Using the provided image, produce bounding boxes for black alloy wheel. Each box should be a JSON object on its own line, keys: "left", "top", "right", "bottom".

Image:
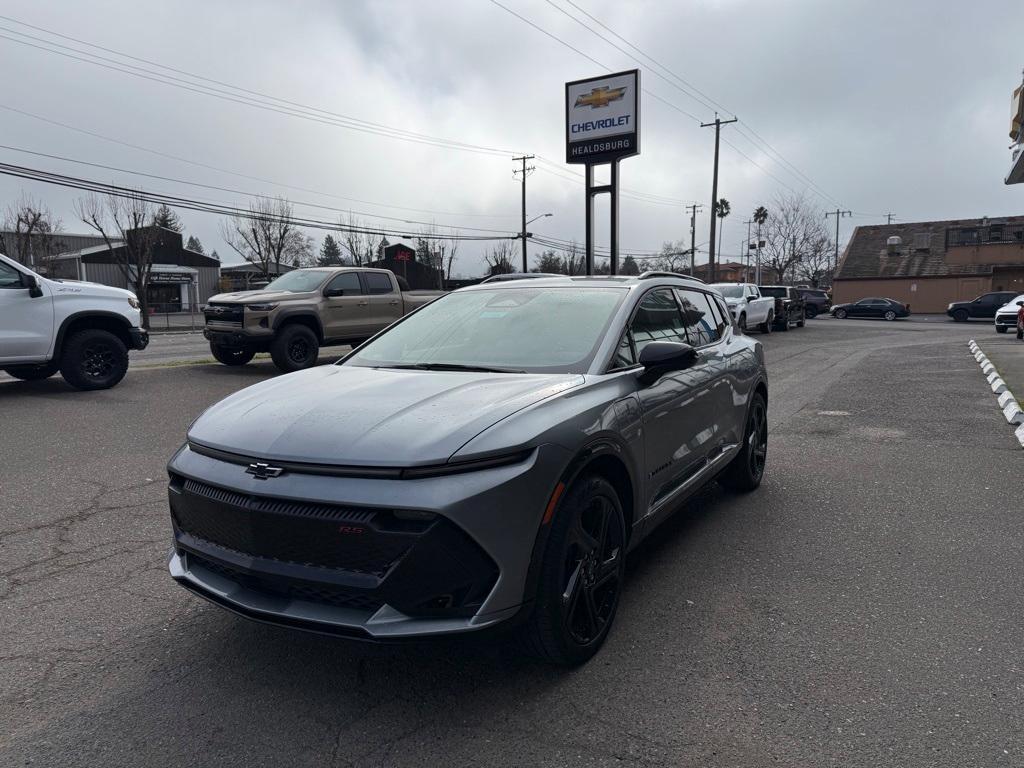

{"left": 720, "top": 391, "right": 768, "bottom": 492}
{"left": 59, "top": 329, "right": 129, "bottom": 390}
{"left": 834, "top": 308, "right": 848, "bottom": 319}
{"left": 522, "top": 474, "right": 626, "bottom": 666}
{"left": 210, "top": 343, "right": 255, "bottom": 366}
{"left": 884, "top": 310, "right": 897, "bottom": 321}
{"left": 269, "top": 324, "right": 320, "bottom": 373}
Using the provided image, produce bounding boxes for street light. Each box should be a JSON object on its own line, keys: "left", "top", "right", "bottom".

{"left": 522, "top": 213, "right": 553, "bottom": 272}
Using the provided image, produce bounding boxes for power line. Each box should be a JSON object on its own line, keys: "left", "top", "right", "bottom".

{"left": 0, "top": 161, "right": 515, "bottom": 242}
{"left": 0, "top": 144, "right": 518, "bottom": 236}
{"left": 0, "top": 104, "right": 520, "bottom": 221}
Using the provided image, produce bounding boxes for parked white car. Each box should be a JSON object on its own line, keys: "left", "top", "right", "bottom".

{"left": 0, "top": 252, "right": 149, "bottom": 389}
{"left": 994, "top": 294, "right": 1024, "bottom": 334}
{"left": 710, "top": 283, "right": 777, "bottom": 333}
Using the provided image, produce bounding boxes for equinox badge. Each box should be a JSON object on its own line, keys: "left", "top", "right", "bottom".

{"left": 246, "top": 462, "right": 284, "bottom": 479}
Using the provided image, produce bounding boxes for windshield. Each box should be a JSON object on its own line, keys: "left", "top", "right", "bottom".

{"left": 345, "top": 286, "right": 627, "bottom": 374}
{"left": 759, "top": 287, "right": 787, "bottom": 298}
{"left": 262, "top": 270, "right": 332, "bottom": 293}
{"left": 1001, "top": 294, "right": 1024, "bottom": 308}
{"left": 711, "top": 284, "right": 745, "bottom": 298}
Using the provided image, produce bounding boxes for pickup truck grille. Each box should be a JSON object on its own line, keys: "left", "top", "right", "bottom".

{"left": 204, "top": 303, "right": 244, "bottom": 325}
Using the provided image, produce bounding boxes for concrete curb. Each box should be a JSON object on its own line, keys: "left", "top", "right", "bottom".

{"left": 972, "top": 342, "right": 1024, "bottom": 441}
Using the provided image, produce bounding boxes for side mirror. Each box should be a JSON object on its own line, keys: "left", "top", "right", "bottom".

{"left": 24, "top": 274, "right": 43, "bottom": 298}
{"left": 637, "top": 341, "right": 698, "bottom": 385}
{"left": 1017, "top": 301, "right": 1024, "bottom": 307}
{"left": 746, "top": 295, "right": 755, "bottom": 303}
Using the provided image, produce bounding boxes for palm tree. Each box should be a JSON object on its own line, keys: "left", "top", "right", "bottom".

{"left": 753, "top": 205, "right": 769, "bottom": 282}
{"left": 715, "top": 198, "right": 731, "bottom": 265}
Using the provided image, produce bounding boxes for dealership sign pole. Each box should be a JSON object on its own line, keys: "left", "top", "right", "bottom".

{"left": 565, "top": 69, "right": 640, "bottom": 275}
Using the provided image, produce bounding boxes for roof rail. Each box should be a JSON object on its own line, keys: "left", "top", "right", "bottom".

{"left": 637, "top": 271, "right": 706, "bottom": 284}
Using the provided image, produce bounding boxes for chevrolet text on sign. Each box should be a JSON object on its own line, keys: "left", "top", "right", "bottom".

{"left": 565, "top": 69, "right": 640, "bottom": 165}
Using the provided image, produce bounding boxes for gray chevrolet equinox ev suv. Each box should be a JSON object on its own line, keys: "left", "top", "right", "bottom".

{"left": 167, "top": 274, "right": 768, "bottom": 665}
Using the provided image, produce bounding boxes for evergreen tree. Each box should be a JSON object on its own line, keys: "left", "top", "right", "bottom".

{"left": 185, "top": 235, "right": 204, "bottom": 253}
{"left": 210, "top": 249, "right": 220, "bottom": 261}
{"left": 152, "top": 204, "right": 182, "bottom": 231}
{"left": 318, "top": 234, "right": 343, "bottom": 266}
{"left": 621, "top": 255, "right": 640, "bottom": 275}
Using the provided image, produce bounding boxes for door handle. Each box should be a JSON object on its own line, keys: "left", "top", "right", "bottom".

{"left": 357, "top": 301, "right": 369, "bottom": 306}
{"left": 388, "top": 300, "right": 400, "bottom": 306}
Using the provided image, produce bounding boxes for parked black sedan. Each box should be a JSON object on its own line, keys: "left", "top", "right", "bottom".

{"left": 831, "top": 297, "right": 910, "bottom": 321}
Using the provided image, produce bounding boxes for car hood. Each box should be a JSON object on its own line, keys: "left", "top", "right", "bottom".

{"left": 207, "top": 289, "right": 316, "bottom": 303}
{"left": 45, "top": 278, "right": 136, "bottom": 301}
{"left": 187, "top": 365, "right": 584, "bottom": 466}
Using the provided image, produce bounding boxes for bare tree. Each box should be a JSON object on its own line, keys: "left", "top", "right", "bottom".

{"left": 762, "top": 193, "right": 831, "bottom": 284}
{"left": 654, "top": 240, "right": 689, "bottom": 273}
{"left": 563, "top": 240, "right": 585, "bottom": 275}
{"left": 76, "top": 191, "right": 159, "bottom": 327}
{"left": 221, "top": 197, "right": 311, "bottom": 278}
{"left": 338, "top": 212, "right": 385, "bottom": 267}
{"left": 2, "top": 194, "right": 63, "bottom": 272}
{"left": 483, "top": 240, "right": 516, "bottom": 275}
{"left": 443, "top": 234, "right": 460, "bottom": 285}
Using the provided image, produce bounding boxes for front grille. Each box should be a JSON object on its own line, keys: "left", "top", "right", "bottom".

{"left": 190, "top": 554, "right": 384, "bottom": 613}
{"left": 172, "top": 479, "right": 414, "bottom": 577}
{"left": 204, "top": 303, "right": 244, "bottom": 325}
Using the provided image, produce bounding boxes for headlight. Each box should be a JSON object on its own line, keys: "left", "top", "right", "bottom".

{"left": 246, "top": 302, "right": 278, "bottom": 312}
{"left": 127, "top": 296, "right": 140, "bottom": 309}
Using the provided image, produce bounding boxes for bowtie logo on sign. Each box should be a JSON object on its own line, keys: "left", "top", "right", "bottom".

{"left": 574, "top": 86, "right": 627, "bottom": 109}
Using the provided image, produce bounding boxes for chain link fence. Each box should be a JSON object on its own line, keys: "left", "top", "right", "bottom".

{"left": 145, "top": 303, "right": 205, "bottom": 332}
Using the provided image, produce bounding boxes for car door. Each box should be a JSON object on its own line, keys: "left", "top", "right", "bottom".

{"left": 0, "top": 259, "right": 54, "bottom": 363}
{"left": 970, "top": 294, "right": 995, "bottom": 319}
{"left": 630, "top": 287, "right": 721, "bottom": 518}
{"left": 362, "top": 272, "right": 403, "bottom": 332}
{"left": 320, "top": 271, "right": 370, "bottom": 340}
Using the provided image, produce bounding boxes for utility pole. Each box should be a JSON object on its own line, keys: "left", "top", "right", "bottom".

{"left": 826, "top": 208, "right": 852, "bottom": 276}
{"left": 687, "top": 203, "right": 702, "bottom": 276}
{"left": 886, "top": 212, "right": 897, "bottom": 225}
{"left": 700, "top": 114, "right": 737, "bottom": 283}
{"left": 744, "top": 218, "right": 753, "bottom": 282}
{"left": 513, "top": 155, "right": 535, "bottom": 273}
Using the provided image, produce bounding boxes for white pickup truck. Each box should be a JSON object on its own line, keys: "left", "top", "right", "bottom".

{"left": 710, "top": 282, "right": 777, "bottom": 334}
{"left": 0, "top": 252, "right": 149, "bottom": 389}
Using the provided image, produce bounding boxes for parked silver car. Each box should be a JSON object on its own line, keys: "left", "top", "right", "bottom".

{"left": 167, "top": 274, "right": 768, "bottom": 665}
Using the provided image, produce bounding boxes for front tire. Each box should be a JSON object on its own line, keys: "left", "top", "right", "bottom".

{"left": 59, "top": 329, "right": 129, "bottom": 390}
{"left": 210, "top": 343, "right": 255, "bottom": 366}
{"left": 834, "top": 308, "right": 848, "bottom": 319}
{"left": 738, "top": 313, "right": 747, "bottom": 333}
{"left": 521, "top": 475, "right": 626, "bottom": 666}
{"left": 952, "top": 309, "right": 969, "bottom": 323}
{"left": 720, "top": 391, "right": 768, "bottom": 492}
{"left": 3, "top": 360, "right": 61, "bottom": 381}
{"left": 270, "top": 324, "right": 319, "bottom": 373}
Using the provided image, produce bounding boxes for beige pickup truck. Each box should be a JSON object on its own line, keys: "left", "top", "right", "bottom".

{"left": 203, "top": 267, "right": 443, "bottom": 372}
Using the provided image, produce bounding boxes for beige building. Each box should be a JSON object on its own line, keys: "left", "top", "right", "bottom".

{"left": 833, "top": 216, "right": 1024, "bottom": 312}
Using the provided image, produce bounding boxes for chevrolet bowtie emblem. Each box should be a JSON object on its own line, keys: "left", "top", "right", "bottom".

{"left": 246, "top": 462, "right": 284, "bottom": 479}
{"left": 575, "top": 86, "right": 627, "bottom": 109}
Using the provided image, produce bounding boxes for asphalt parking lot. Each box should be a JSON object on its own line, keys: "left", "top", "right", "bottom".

{"left": 2, "top": 317, "right": 1022, "bottom": 767}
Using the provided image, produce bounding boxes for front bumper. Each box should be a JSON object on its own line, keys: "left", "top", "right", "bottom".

{"left": 995, "top": 314, "right": 1017, "bottom": 329}
{"left": 129, "top": 328, "right": 149, "bottom": 350}
{"left": 166, "top": 442, "right": 569, "bottom": 639}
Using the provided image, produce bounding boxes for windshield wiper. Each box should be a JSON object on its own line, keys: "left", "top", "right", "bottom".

{"left": 378, "top": 363, "right": 527, "bottom": 374}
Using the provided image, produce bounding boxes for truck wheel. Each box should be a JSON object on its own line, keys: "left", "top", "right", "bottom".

{"left": 59, "top": 329, "right": 129, "bottom": 390}
{"left": 210, "top": 343, "right": 255, "bottom": 366}
{"left": 779, "top": 314, "right": 790, "bottom": 331}
{"left": 804, "top": 305, "right": 818, "bottom": 319}
{"left": 738, "top": 313, "right": 747, "bottom": 333}
{"left": 3, "top": 360, "right": 61, "bottom": 381}
{"left": 796, "top": 310, "right": 806, "bottom": 328}
{"left": 270, "top": 324, "right": 319, "bottom": 373}
{"left": 952, "top": 309, "right": 969, "bottom": 322}
{"left": 759, "top": 311, "right": 774, "bottom": 334}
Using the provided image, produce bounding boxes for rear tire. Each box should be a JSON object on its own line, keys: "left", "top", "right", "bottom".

{"left": 520, "top": 474, "right": 626, "bottom": 666}
{"left": 796, "top": 310, "right": 806, "bottom": 328}
{"left": 804, "top": 305, "right": 818, "bottom": 319}
{"left": 720, "top": 391, "right": 768, "bottom": 492}
{"left": 59, "top": 329, "right": 129, "bottom": 390}
{"left": 884, "top": 310, "right": 897, "bottom": 321}
{"left": 3, "top": 360, "right": 61, "bottom": 381}
{"left": 210, "top": 343, "right": 255, "bottom": 366}
{"left": 270, "top": 324, "right": 319, "bottom": 373}
{"left": 759, "top": 311, "right": 774, "bottom": 334}
{"left": 952, "top": 309, "right": 969, "bottom": 323}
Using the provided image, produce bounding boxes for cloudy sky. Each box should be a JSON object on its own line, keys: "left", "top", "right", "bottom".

{"left": 1, "top": 0, "right": 1021, "bottom": 276}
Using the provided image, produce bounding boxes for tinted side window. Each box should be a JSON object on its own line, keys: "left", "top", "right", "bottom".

{"left": 678, "top": 289, "right": 722, "bottom": 345}
{"left": 364, "top": 273, "right": 394, "bottom": 294}
{"left": 611, "top": 330, "right": 636, "bottom": 368}
{"left": 325, "top": 272, "right": 362, "bottom": 295}
{"left": 630, "top": 289, "right": 687, "bottom": 355}
{"left": 713, "top": 295, "right": 733, "bottom": 328}
{"left": 0, "top": 261, "right": 22, "bottom": 288}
